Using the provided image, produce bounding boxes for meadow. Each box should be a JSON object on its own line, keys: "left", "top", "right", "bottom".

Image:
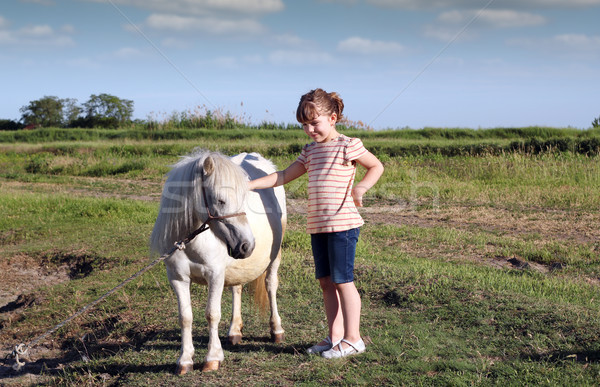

{"left": 0, "top": 125, "right": 599, "bottom": 386}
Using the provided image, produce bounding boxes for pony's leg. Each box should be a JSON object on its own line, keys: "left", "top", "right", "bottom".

{"left": 203, "top": 274, "right": 226, "bottom": 372}
{"left": 170, "top": 278, "right": 195, "bottom": 375}
{"left": 228, "top": 285, "right": 244, "bottom": 345}
{"left": 266, "top": 250, "right": 285, "bottom": 343}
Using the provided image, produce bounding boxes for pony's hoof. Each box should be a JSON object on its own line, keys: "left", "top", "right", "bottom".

{"left": 202, "top": 360, "right": 220, "bottom": 372}
{"left": 176, "top": 363, "right": 193, "bottom": 375}
{"left": 271, "top": 332, "right": 285, "bottom": 343}
{"left": 228, "top": 335, "right": 243, "bottom": 345}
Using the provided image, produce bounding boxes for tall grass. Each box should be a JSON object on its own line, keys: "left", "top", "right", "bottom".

{"left": 2, "top": 137, "right": 599, "bottom": 210}
{"left": 2, "top": 127, "right": 599, "bottom": 155}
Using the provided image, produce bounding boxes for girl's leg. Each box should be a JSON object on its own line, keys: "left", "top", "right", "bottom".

{"left": 319, "top": 276, "right": 344, "bottom": 343}
{"left": 311, "top": 233, "right": 344, "bottom": 345}
{"left": 335, "top": 281, "right": 362, "bottom": 349}
{"left": 328, "top": 228, "right": 362, "bottom": 350}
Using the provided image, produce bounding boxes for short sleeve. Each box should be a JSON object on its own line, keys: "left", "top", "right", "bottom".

{"left": 295, "top": 144, "right": 309, "bottom": 168}
{"left": 344, "top": 137, "right": 368, "bottom": 165}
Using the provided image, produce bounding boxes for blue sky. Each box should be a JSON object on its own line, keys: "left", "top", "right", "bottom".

{"left": 1, "top": 0, "right": 599, "bottom": 129}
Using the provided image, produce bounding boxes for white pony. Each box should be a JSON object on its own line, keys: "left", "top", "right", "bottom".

{"left": 150, "top": 149, "right": 286, "bottom": 374}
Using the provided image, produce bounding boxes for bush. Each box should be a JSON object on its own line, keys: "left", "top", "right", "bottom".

{"left": 0, "top": 119, "right": 24, "bottom": 131}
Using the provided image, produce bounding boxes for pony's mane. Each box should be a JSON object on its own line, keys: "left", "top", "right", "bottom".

{"left": 150, "top": 148, "right": 248, "bottom": 255}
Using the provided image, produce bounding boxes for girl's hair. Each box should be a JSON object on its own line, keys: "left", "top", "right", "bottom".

{"left": 296, "top": 88, "right": 344, "bottom": 123}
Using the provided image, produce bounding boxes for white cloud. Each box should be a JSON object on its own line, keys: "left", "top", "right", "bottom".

{"left": 199, "top": 54, "right": 264, "bottom": 69}
{"left": 317, "top": 0, "right": 359, "bottom": 4}
{"left": 113, "top": 47, "right": 143, "bottom": 59}
{"left": 438, "top": 9, "right": 546, "bottom": 28}
{"left": 337, "top": 36, "right": 404, "bottom": 55}
{"left": 146, "top": 13, "right": 266, "bottom": 35}
{"left": 0, "top": 15, "right": 9, "bottom": 29}
{"left": 0, "top": 31, "right": 12, "bottom": 44}
{"left": 81, "top": 0, "right": 284, "bottom": 15}
{"left": 64, "top": 56, "right": 102, "bottom": 69}
{"left": 20, "top": 0, "right": 56, "bottom": 5}
{"left": 508, "top": 33, "right": 600, "bottom": 52}
{"left": 268, "top": 50, "right": 334, "bottom": 66}
{"left": 161, "top": 37, "right": 190, "bottom": 49}
{"left": 20, "top": 24, "right": 54, "bottom": 37}
{"left": 367, "top": 0, "right": 600, "bottom": 9}
{"left": 242, "top": 54, "right": 263, "bottom": 65}
{"left": 212, "top": 56, "right": 238, "bottom": 69}
{"left": 0, "top": 20, "right": 75, "bottom": 46}
{"left": 553, "top": 33, "right": 600, "bottom": 49}
{"left": 60, "top": 24, "right": 76, "bottom": 34}
{"left": 424, "top": 9, "right": 546, "bottom": 41}
{"left": 367, "top": 0, "right": 450, "bottom": 10}
{"left": 423, "top": 24, "right": 475, "bottom": 41}
{"left": 271, "top": 33, "right": 310, "bottom": 47}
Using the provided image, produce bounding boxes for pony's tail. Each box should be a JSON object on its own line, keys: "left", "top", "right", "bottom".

{"left": 249, "top": 271, "right": 269, "bottom": 315}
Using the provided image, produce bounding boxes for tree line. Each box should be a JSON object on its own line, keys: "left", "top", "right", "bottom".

{"left": 2, "top": 94, "right": 599, "bottom": 131}
{"left": 0, "top": 94, "right": 134, "bottom": 130}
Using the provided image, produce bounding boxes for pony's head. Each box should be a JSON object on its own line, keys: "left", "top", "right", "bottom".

{"left": 200, "top": 152, "right": 255, "bottom": 258}
{"left": 151, "top": 149, "right": 255, "bottom": 259}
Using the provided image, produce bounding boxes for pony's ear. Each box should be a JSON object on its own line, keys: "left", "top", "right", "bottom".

{"left": 203, "top": 156, "right": 215, "bottom": 176}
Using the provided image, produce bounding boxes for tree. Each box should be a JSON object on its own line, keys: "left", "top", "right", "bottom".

{"left": 83, "top": 93, "right": 134, "bottom": 127}
{"left": 593, "top": 116, "right": 600, "bottom": 128}
{"left": 20, "top": 96, "right": 66, "bottom": 127}
{"left": 63, "top": 98, "right": 82, "bottom": 126}
{"left": 0, "top": 119, "right": 24, "bottom": 130}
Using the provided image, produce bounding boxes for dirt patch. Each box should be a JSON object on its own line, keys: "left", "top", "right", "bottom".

{"left": 0, "top": 250, "right": 112, "bottom": 311}
{"left": 287, "top": 198, "right": 597, "bottom": 274}
{"left": 0, "top": 254, "right": 69, "bottom": 311}
{"left": 0, "top": 250, "right": 119, "bottom": 382}
{"left": 288, "top": 198, "right": 600, "bottom": 245}
{"left": 361, "top": 204, "right": 600, "bottom": 245}
{"left": 0, "top": 179, "right": 162, "bottom": 202}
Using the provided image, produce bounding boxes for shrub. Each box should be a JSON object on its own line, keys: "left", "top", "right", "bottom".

{"left": 0, "top": 119, "right": 24, "bottom": 131}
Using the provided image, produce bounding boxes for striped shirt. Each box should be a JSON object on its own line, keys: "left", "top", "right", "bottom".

{"left": 296, "top": 134, "right": 368, "bottom": 234}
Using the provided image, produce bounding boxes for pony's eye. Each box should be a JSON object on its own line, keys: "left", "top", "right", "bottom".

{"left": 218, "top": 199, "right": 226, "bottom": 206}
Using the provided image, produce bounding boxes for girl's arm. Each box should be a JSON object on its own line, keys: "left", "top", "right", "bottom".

{"left": 352, "top": 151, "right": 384, "bottom": 207}
{"left": 248, "top": 161, "right": 306, "bottom": 190}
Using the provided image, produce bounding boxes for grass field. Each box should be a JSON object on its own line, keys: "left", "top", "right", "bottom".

{"left": 1, "top": 126, "right": 599, "bottom": 385}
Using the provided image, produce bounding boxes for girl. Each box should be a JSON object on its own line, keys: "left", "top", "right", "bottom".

{"left": 249, "top": 88, "right": 384, "bottom": 358}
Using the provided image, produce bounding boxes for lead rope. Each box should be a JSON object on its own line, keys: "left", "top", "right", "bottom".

{"left": 6, "top": 170, "right": 247, "bottom": 372}
{"left": 5, "top": 213, "right": 238, "bottom": 372}
{"left": 6, "top": 246, "right": 175, "bottom": 372}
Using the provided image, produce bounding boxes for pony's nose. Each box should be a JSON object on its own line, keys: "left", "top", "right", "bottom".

{"left": 229, "top": 240, "right": 255, "bottom": 259}
{"left": 238, "top": 241, "right": 254, "bottom": 258}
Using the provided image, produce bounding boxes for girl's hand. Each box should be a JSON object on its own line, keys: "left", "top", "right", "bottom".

{"left": 352, "top": 186, "right": 367, "bottom": 207}
{"left": 352, "top": 150, "right": 384, "bottom": 208}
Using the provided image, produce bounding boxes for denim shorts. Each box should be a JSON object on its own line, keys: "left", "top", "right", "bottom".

{"left": 310, "top": 227, "right": 360, "bottom": 284}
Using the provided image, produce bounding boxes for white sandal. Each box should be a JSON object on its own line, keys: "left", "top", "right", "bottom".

{"left": 321, "top": 338, "right": 366, "bottom": 359}
{"left": 306, "top": 336, "right": 341, "bottom": 355}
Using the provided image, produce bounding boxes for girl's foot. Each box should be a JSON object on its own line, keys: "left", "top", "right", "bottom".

{"left": 306, "top": 336, "right": 341, "bottom": 355}
{"left": 321, "top": 338, "right": 366, "bottom": 359}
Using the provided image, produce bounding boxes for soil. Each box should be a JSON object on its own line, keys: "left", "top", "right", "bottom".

{"left": 0, "top": 254, "right": 70, "bottom": 311}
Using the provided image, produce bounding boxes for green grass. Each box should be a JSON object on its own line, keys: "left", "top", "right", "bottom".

{"left": 2, "top": 138, "right": 599, "bottom": 209}
{"left": 1, "top": 127, "right": 599, "bottom": 385}
{"left": 3, "top": 210, "right": 600, "bottom": 385}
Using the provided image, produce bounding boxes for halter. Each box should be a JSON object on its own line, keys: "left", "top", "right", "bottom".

{"left": 178, "top": 171, "right": 247, "bottom": 246}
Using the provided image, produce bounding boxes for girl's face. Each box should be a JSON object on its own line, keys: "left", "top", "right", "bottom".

{"left": 302, "top": 113, "right": 339, "bottom": 143}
